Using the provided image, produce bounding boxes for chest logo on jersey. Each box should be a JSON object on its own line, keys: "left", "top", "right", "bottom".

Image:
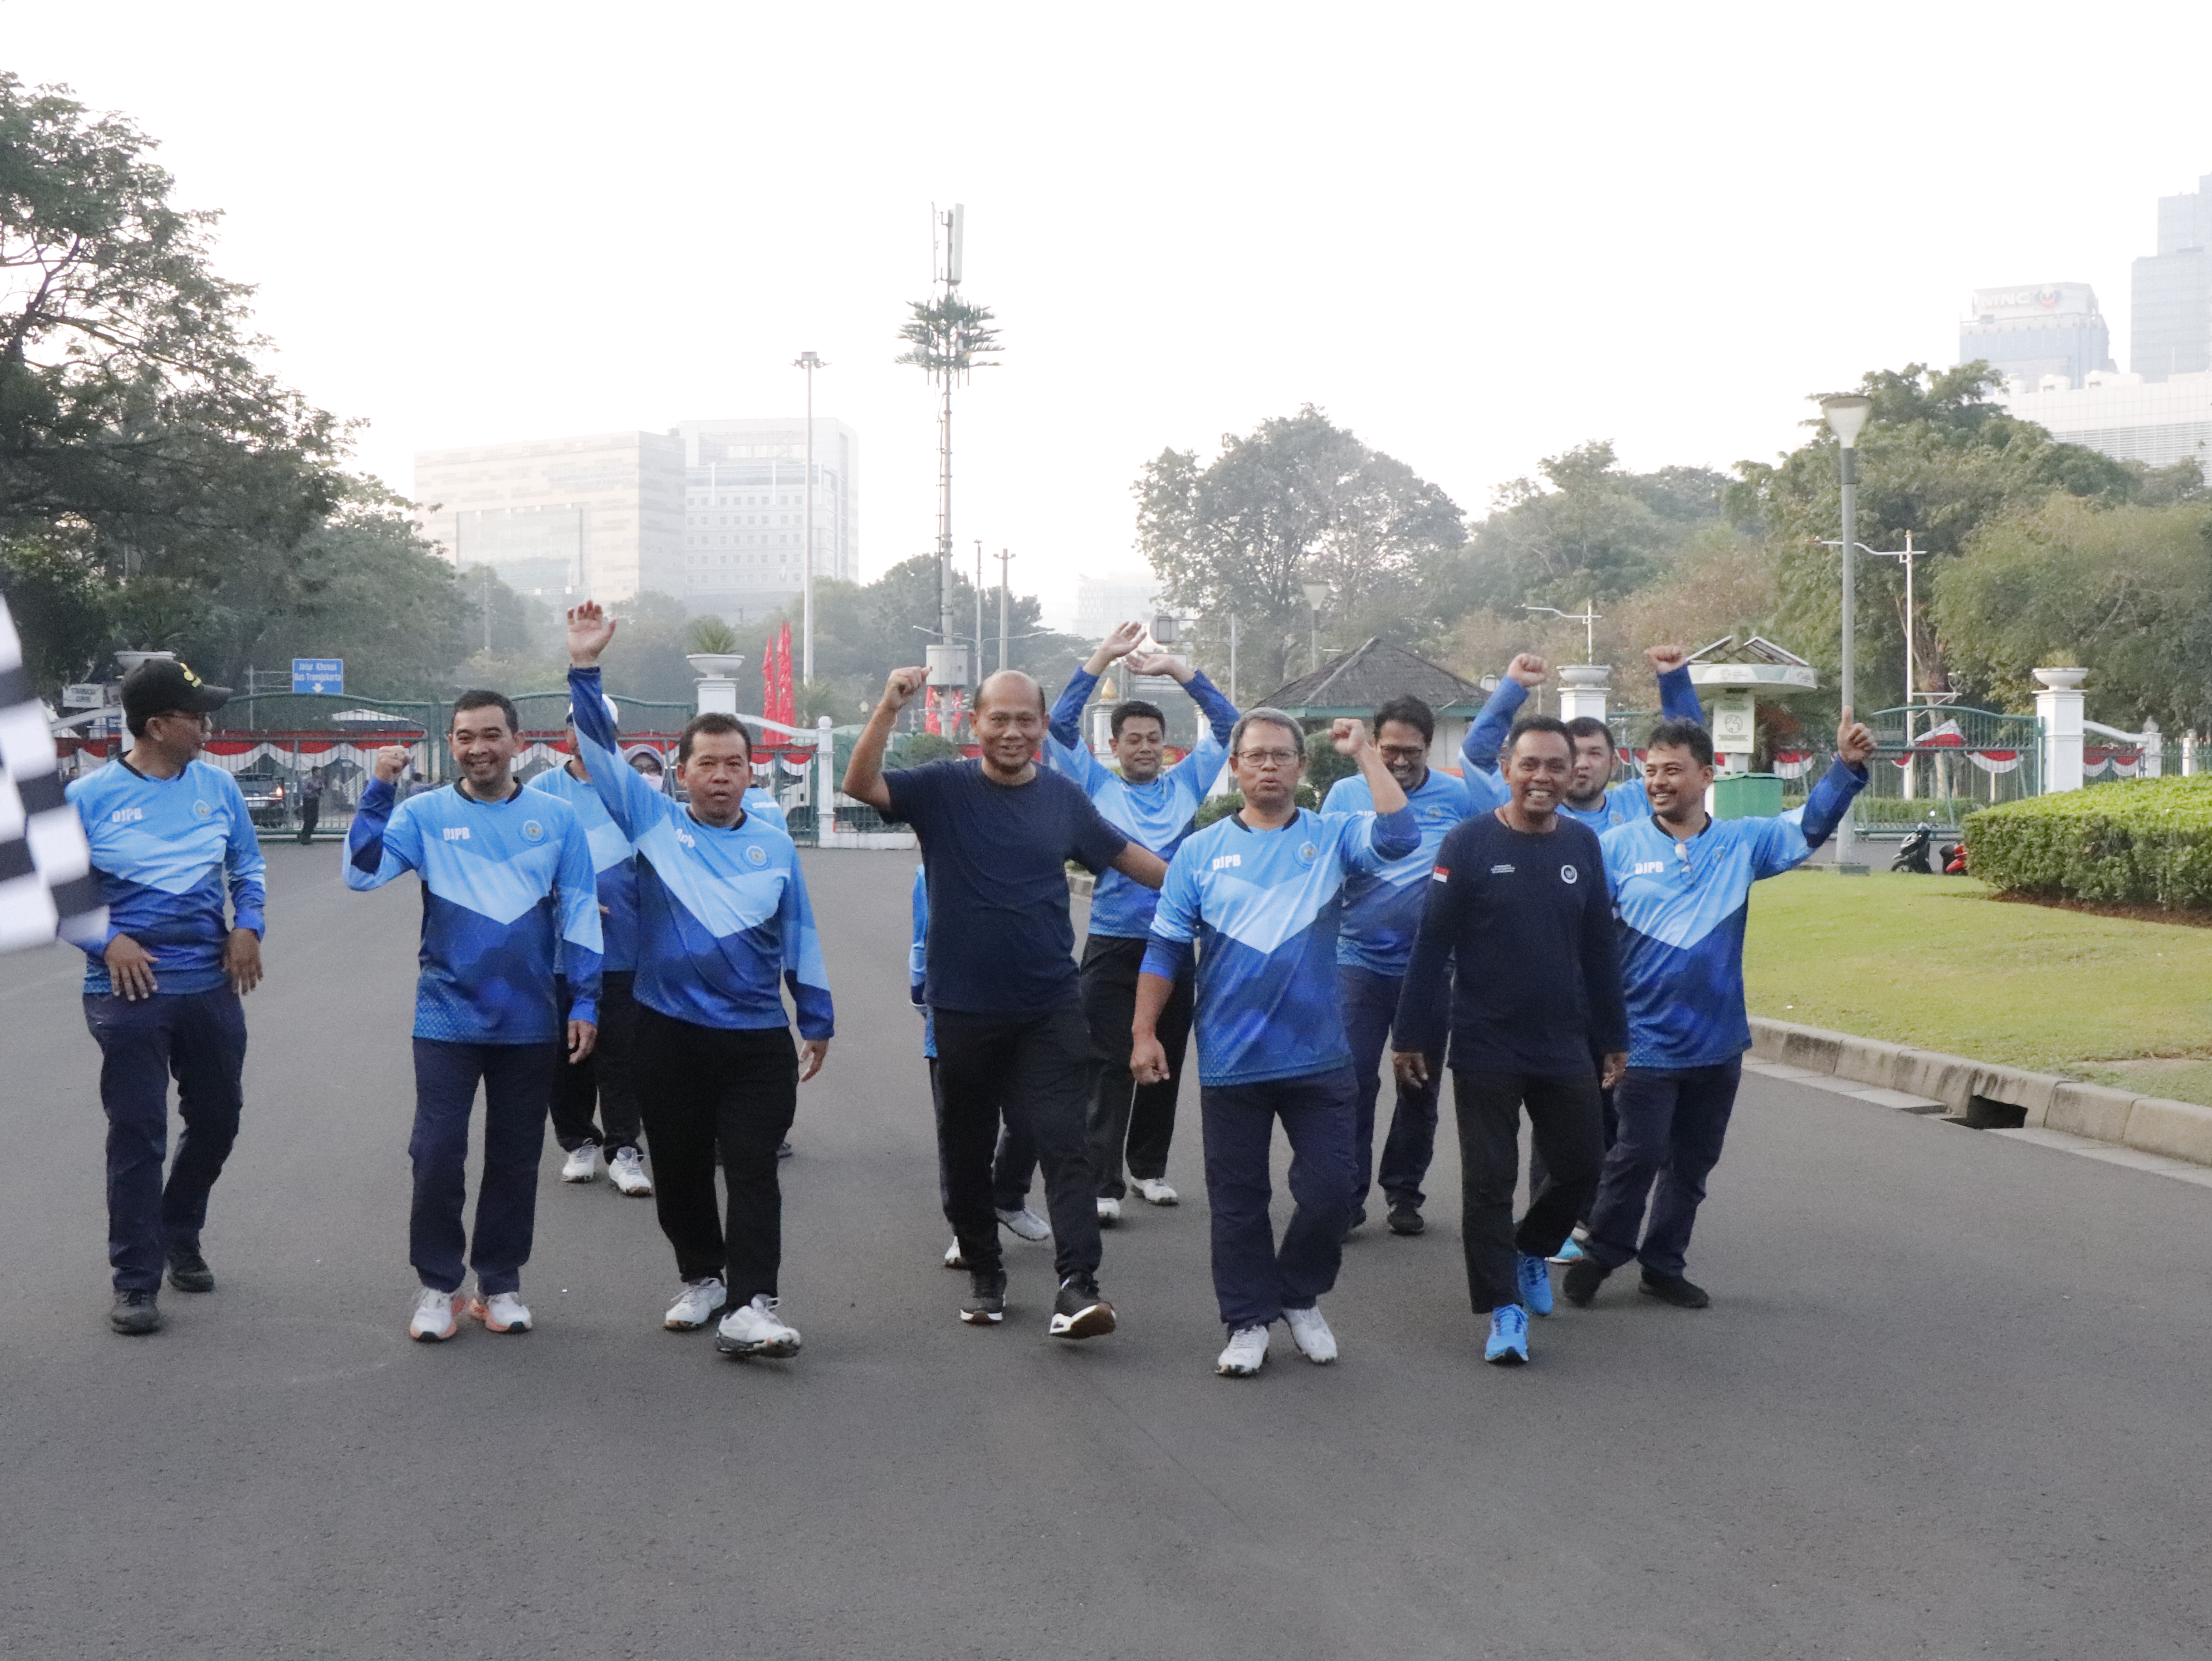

{"left": 745, "top": 843, "right": 768, "bottom": 866}
{"left": 1633, "top": 860, "right": 1668, "bottom": 875}
{"left": 193, "top": 800, "right": 212, "bottom": 819}
{"left": 1490, "top": 864, "right": 1515, "bottom": 875}
{"left": 1431, "top": 866, "right": 1449, "bottom": 882}
{"left": 1211, "top": 853, "right": 1242, "bottom": 872}
{"left": 1297, "top": 842, "right": 1319, "bottom": 865}
{"left": 676, "top": 830, "right": 696, "bottom": 848}
{"left": 443, "top": 826, "right": 471, "bottom": 841}
{"left": 521, "top": 820, "right": 545, "bottom": 842}
{"left": 109, "top": 808, "right": 144, "bottom": 825}
{"left": 1560, "top": 865, "right": 1578, "bottom": 884}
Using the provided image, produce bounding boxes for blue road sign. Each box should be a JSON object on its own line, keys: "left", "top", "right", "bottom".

{"left": 292, "top": 658, "right": 344, "bottom": 695}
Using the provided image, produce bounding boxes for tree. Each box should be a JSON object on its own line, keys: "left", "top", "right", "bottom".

{"left": 1137, "top": 406, "right": 1465, "bottom": 690}
{"left": 1462, "top": 441, "right": 1725, "bottom": 612}
{"left": 1934, "top": 495, "right": 2212, "bottom": 730}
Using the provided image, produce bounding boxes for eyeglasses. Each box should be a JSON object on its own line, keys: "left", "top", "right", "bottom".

{"left": 1236, "top": 749, "right": 1302, "bottom": 769}
{"left": 1378, "top": 744, "right": 1427, "bottom": 762}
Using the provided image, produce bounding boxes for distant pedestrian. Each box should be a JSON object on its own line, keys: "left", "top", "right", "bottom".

{"left": 846, "top": 664, "right": 1166, "bottom": 1339}
{"left": 68, "top": 658, "right": 266, "bottom": 1336}
{"left": 1392, "top": 715, "right": 1627, "bottom": 1366}
{"left": 296, "top": 767, "right": 325, "bottom": 845}
{"left": 1045, "top": 620, "right": 1238, "bottom": 1222}
{"left": 1136, "top": 710, "right": 1416, "bottom": 1378}
{"left": 1567, "top": 710, "right": 1872, "bottom": 1312}
{"left": 345, "top": 692, "right": 602, "bottom": 1343}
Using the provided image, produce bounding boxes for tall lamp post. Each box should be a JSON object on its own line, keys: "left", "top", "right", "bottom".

{"left": 1301, "top": 580, "right": 1330, "bottom": 675}
{"left": 793, "top": 350, "right": 827, "bottom": 684}
{"left": 1821, "top": 393, "right": 1873, "bottom": 874}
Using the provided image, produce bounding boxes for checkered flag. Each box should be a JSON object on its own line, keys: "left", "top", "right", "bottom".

{"left": 0, "top": 595, "right": 105, "bottom": 952}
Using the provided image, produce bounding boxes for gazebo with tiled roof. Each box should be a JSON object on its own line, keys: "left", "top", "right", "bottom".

{"left": 1258, "top": 637, "right": 1491, "bottom": 770}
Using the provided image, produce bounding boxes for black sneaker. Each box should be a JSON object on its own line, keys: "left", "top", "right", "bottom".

{"left": 1340, "top": 1206, "right": 1368, "bottom": 1242}
{"left": 1639, "top": 1270, "right": 1710, "bottom": 1309}
{"left": 167, "top": 1247, "right": 215, "bottom": 1294}
{"left": 1386, "top": 1201, "right": 1425, "bottom": 1237}
{"left": 109, "top": 1288, "right": 162, "bottom": 1335}
{"left": 1049, "top": 1276, "right": 1116, "bottom": 1340}
{"left": 1561, "top": 1257, "right": 1610, "bottom": 1308}
{"left": 960, "top": 1271, "right": 1007, "bottom": 1325}
{"left": 776, "top": 1140, "right": 793, "bottom": 1160}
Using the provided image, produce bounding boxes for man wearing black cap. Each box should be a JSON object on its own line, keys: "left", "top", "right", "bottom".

{"left": 66, "top": 657, "right": 267, "bottom": 1335}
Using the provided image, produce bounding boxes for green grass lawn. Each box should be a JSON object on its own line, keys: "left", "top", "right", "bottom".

{"left": 1743, "top": 871, "right": 2212, "bottom": 1107}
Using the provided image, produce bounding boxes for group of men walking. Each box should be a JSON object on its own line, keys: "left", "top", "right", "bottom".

{"left": 67, "top": 612, "right": 1872, "bottom": 1378}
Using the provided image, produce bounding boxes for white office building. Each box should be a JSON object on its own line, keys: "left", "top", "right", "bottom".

{"left": 1073, "top": 572, "right": 1162, "bottom": 641}
{"left": 676, "top": 418, "right": 859, "bottom": 622}
{"left": 2002, "top": 370, "right": 2212, "bottom": 471}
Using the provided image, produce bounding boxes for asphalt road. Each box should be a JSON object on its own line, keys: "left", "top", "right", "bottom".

{"left": 4, "top": 843, "right": 2210, "bottom": 1660}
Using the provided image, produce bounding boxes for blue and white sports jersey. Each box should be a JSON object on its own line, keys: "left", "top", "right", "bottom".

{"left": 1143, "top": 804, "right": 1418, "bottom": 1087}
{"left": 68, "top": 759, "right": 267, "bottom": 995}
{"left": 528, "top": 761, "right": 639, "bottom": 973}
{"left": 345, "top": 777, "right": 602, "bottom": 1044}
{"left": 1463, "top": 664, "right": 1704, "bottom": 831}
{"left": 569, "top": 667, "right": 832, "bottom": 1039}
{"left": 1600, "top": 759, "right": 1865, "bottom": 1069}
{"left": 1046, "top": 663, "right": 1237, "bottom": 939}
{"left": 1321, "top": 764, "right": 1504, "bottom": 978}
{"left": 910, "top": 862, "right": 934, "bottom": 1060}
{"left": 744, "top": 786, "right": 788, "bottom": 831}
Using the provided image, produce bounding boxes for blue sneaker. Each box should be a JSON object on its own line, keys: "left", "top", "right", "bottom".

{"left": 1517, "top": 1252, "right": 1555, "bottom": 1316}
{"left": 1484, "top": 1304, "right": 1529, "bottom": 1365}
{"left": 1548, "top": 1236, "right": 1586, "bottom": 1267}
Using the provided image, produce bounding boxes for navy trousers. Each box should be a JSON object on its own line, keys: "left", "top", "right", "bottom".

{"left": 927, "top": 1058, "right": 1041, "bottom": 1214}
{"left": 409, "top": 1039, "right": 559, "bottom": 1296}
{"left": 1199, "top": 1065, "right": 1360, "bottom": 1330}
{"left": 84, "top": 987, "right": 248, "bottom": 1292}
{"left": 1339, "top": 964, "right": 1442, "bottom": 1213}
{"left": 1080, "top": 934, "right": 1191, "bottom": 1197}
{"left": 1585, "top": 1058, "right": 1744, "bottom": 1279}
{"left": 552, "top": 970, "right": 643, "bottom": 1157}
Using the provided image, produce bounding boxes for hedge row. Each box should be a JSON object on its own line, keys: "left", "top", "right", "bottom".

{"left": 1966, "top": 777, "right": 2212, "bottom": 909}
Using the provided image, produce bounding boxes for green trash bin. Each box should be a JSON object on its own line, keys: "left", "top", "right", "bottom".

{"left": 1711, "top": 772, "right": 1784, "bottom": 820}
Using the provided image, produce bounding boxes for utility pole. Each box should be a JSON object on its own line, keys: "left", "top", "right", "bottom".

{"left": 973, "top": 539, "right": 984, "bottom": 699}
{"left": 1228, "top": 613, "right": 1239, "bottom": 706}
{"left": 994, "top": 547, "right": 1014, "bottom": 674}
{"left": 482, "top": 566, "right": 492, "bottom": 655}
{"left": 793, "top": 350, "right": 827, "bottom": 683}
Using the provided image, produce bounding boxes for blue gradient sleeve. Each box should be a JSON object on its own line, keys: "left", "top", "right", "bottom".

{"left": 1049, "top": 663, "right": 1099, "bottom": 750}
{"left": 779, "top": 855, "right": 835, "bottom": 1040}
{"left": 220, "top": 772, "right": 268, "bottom": 936}
{"left": 555, "top": 813, "right": 604, "bottom": 1024}
{"left": 1793, "top": 758, "right": 1868, "bottom": 854}
{"left": 345, "top": 778, "right": 420, "bottom": 889}
{"left": 1184, "top": 669, "right": 1238, "bottom": 746}
{"left": 1461, "top": 678, "right": 1527, "bottom": 779}
{"left": 568, "top": 666, "right": 679, "bottom": 841}
{"left": 1362, "top": 804, "right": 1420, "bottom": 867}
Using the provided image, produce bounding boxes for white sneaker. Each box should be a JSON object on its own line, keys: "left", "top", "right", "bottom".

{"left": 996, "top": 1207, "right": 1050, "bottom": 1242}
{"left": 1215, "top": 1324, "right": 1269, "bottom": 1377}
{"left": 608, "top": 1146, "right": 653, "bottom": 1197}
{"left": 409, "top": 1286, "right": 462, "bottom": 1342}
{"left": 1129, "top": 1176, "right": 1179, "bottom": 1206}
{"left": 943, "top": 1237, "right": 968, "bottom": 1270}
{"left": 468, "top": 1289, "right": 531, "bottom": 1333}
{"left": 1284, "top": 1304, "right": 1338, "bottom": 1365}
{"left": 715, "top": 1293, "right": 801, "bottom": 1358}
{"left": 1096, "top": 1196, "right": 1122, "bottom": 1227}
{"left": 560, "top": 1144, "right": 598, "bottom": 1183}
{"left": 664, "top": 1276, "right": 728, "bottom": 1330}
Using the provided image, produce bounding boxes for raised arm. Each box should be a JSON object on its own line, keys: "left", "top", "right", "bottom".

{"left": 1125, "top": 646, "right": 1238, "bottom": 748}
{"left": 1462, "top": 653, "right": 1544, "bottom": 779}
{"left": 1647, "top": 644, "right": 1703, "bottom": 723}
{"left": 565, "top": 604, "right": 678, "bottom": 840}
{"left": 843, "top": 666, "right": 927, "bottom": 812}
{"left": 344, "top": 750, "right": 423, "bottom": 891}
{"left": 1789, "top": 710, "right": 1874, "bottom": 857}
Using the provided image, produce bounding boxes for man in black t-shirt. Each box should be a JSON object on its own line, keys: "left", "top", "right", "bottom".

{"left": 846, "top": 665, "right": 1168, "bottom": 1340}
{"left": 1392, "top": 715, "right": 1628, "bottom": 1368}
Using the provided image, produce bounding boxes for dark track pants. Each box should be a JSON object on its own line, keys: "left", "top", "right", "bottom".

{"left": 409, "top": 1038, "right": 558, "bottom": 1296}
{"left": 933, "top": 1002, "right": 1102, "bottom": 1286}
{"left": 634, "top": 1008, "right": 798, "bottom": 1306}
{"left": 1585, "top": 1058, "right": 1743, "bottom": 1279}
{"left": 927, "top": 1058, "right": 1040, "bottom": 1214}
{"left": 1080, "top": 933, "right": 1190, "bottom": 1198}
{"left": 1451, "top": 1068, "right": 1604, "bottom": 1313}
{"left": 85, "top": 988, "right": 248, "bottom": 1293}
{"left": 1340, "top": 963, "right": 1442, "bottom": 1212}
{"left": 553, "top": 970, "right": 642, "bottom": 1157}
{"left": 1200, "top": 1065, "right": 1359, "bottom": 1329}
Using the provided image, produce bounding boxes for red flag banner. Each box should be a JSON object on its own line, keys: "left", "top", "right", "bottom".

{"left": 761, "top": 629, "right": 781, "bottom": 717}
{"left": 776, "top": 621, "right": 797, "bottom": 728}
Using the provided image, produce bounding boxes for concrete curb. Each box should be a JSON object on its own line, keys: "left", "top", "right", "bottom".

{"left": 1750, "top": 1017, "right": 2212, "bottom": 1167}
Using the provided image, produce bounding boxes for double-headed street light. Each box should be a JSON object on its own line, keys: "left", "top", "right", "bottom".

{"left": 1821, "top": 393, "right": 1873, "bottom": 874}
{"left": 793, "top": 350, "right": 827, "bottom": 685}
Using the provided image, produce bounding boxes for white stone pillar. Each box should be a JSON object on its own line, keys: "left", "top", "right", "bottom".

{"left": 1556, "top": 664, "right": 1610, "bottom": 725}
{"left": 816, "top": 715, "right": 835, "bottom": 829}
{"left": 2142, "top": 718, "right": 2162, "bottom": 779}
{"left": 2032, "top": 667, "right": 2087, "bottom": 793}
{"left": 2184, "top": 730, "right": 2199, "bottom": 777}
{"left": 687, "top": 652, "right": 743, "bottom": 716}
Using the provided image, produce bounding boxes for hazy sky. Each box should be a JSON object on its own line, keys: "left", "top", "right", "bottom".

{"left": 10, "top": 2, "right": 2212, "bottom": 625}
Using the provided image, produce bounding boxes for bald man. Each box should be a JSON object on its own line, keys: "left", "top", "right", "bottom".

{"left": 847, "top": 666, "right": 1167, "bottom": 1341}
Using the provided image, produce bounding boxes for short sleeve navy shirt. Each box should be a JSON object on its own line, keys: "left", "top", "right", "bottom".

{"left": 882, "top": 759, "right": 1129, "bottom": 1014}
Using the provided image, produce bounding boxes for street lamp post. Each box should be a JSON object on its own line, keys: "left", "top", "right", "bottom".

{"left": 1301, "top": 581, "right": 1330, "bottom": 675}
{"left": 793, "top": 350, "right": 827, "bottom": 684}
{"left": 1821, "top": 393, "right": 1873, "bottom": 874}
{"left": 993, "top": 547, "right": 1014, "bottom": 674}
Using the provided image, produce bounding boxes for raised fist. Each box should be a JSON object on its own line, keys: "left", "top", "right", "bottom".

{"left": 881, "top": 666, "right": 929, "bottom": 710}
{"left": 1836, "top": 708, "right": 1875, "bottom": 766}
{"left": 373, "top": 745, "right": 411, "bottom": 784}
{"left": 1330, "top": 718, "right": 1370, "bottom": 757}
{"left": 1646, "top": 643, "right": 1689, "bottom": 675}
{"left": 1506, "top": 652, "right": 1548, "bottom": 688}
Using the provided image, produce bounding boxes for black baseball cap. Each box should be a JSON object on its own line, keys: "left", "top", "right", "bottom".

{"left": 122, "top": 657, "right": 231, "bottom": 731}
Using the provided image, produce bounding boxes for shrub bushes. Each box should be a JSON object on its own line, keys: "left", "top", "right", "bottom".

{"left": 1965, "top": 777, "right": 2212, "bottom": 908}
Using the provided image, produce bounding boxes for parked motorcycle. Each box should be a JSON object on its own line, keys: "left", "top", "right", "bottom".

{"left": 1942, "top": 841, "right": 1968, "bottom": 876}
{"left": 1891, "top": 818, "right": 1938, "bottom": 875}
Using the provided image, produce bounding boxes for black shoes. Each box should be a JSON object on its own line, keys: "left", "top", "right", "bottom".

{"left": 1340, "top": 1207, "right": 1368, "bottom": 1243}
{"left": 959, "top": 1271, "right": 1007, "bottom": 1326}
{"left": 109, "top": 1288, "right": 162, "bottom": 1335}
{"left": 1639, "top": 1271, "right": 1710, "bottom": 1309}
{"left": 1386, "top": 1201, "right": 1425, "bottom": 1237}
{"left": 1561, "top": 1257, "right": 1609, "bottom": 1308}
{"left": 1048, "top": 1276, "right": 1116, "bottom": 1340}
{"left": 167, "top": 1247, "right": 215, "bottom": 1294}
{"left": 776, "top": 1140, "right": 793, "bottom": 1160}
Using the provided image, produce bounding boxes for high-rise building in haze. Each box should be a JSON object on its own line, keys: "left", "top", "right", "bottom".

{"left": 1957, "top": 284, "right": 2113, "bottom": 391}
{"left": 414, "top": 417, "right": 858, "bottom": 620}
{"left": 2131, "top": 172, "right": 2212, "bottom": 382}
{"left": 1074, "top": 572, "right": 1161, "bottom": 640}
